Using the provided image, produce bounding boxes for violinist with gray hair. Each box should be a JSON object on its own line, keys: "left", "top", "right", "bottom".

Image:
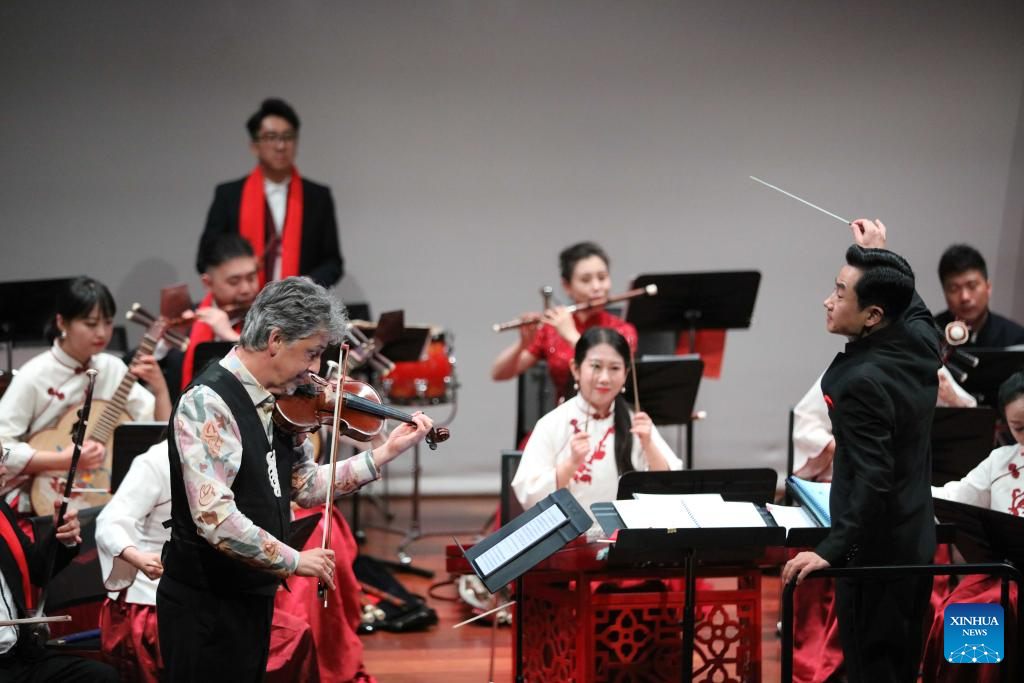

{"left": 157, "top": 276, "right": 433, "bottom": 682}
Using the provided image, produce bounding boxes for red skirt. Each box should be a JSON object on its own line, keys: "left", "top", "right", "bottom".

{"left": 274, "top": 505, "right": 376, "bottom": 683}
{"left": 920, "top": 573, "right": 1019, "bottom": 683}
{"left": 100, "top": 593, "right": 320, "bottom": 682}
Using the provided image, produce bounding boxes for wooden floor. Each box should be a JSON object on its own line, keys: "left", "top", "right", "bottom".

{"left": 354, "top": 496, "right": 783, "bottom": 683}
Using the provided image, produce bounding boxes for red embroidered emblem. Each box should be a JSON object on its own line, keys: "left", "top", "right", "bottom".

{"left": 47, "top": 387, "right": 65, "bottom": 401}
{"left": 823, "top": 394, "right": 834, "bottom": 410}
{"left": 1010, "top": 488, "right": 1024, "bottom": 517}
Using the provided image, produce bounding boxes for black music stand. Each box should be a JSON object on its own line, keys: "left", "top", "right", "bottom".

{"left": 626, "top": 271, "right": 761, "bottom": 353}
{"left": 623, "top": 355, "right": 704, "bottom": 469}
{"left": 933, "top": 498, "right": 1024, "bottom": 566}
{"left": 0, "top": 276, "right": 76, "bottom": 370}
{"left": 590, "top": 469, "right": 784, "bottom": 683}
{"left": 190, "top": 341, "right": 235, "bottom": 380}
{"left": 930, "top": 407, "right": 997, "bottom": 486}
{"left": 617, "top": 467, "right": 778, "bottom": 504}
{"left": 960, "top": 349, "right": 1024, "bottom": 406}
{"left": 454, "top": 488, "right": 591, "bottom": 683}
{"left": 111, "top": 422, "right": 168, "bottom": 493}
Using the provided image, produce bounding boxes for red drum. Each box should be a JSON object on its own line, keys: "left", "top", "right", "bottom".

{"left": 381, "top": 333, "right": 456, "bottom": 405}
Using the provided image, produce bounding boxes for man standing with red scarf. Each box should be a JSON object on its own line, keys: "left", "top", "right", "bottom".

{"left": 198, "top": 98, "right": 344, "bottom": 289}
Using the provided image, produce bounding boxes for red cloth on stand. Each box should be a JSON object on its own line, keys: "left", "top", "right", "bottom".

{"left": 675, "top": 329, "right": 727, "bottom": 379}
{"left": 921, "top": 573, "right": 1018, "bottom": 683}
{"left": 239, "top": 166, "right": 304, "bottom": 288}
{"left": 274, "top": 505, "right": 376, "bottom": 683}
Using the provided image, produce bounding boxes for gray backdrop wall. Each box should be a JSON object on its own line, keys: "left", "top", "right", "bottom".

{"left": 2, "top": 1, "right": 1023, "bottom": 494}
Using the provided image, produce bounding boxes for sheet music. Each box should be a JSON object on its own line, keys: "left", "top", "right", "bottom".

{"left": 618, "top": 493, "right": 767, "bottom": 529}
{"left": 475, "top": 505, "right": 568, "bottom": 576}
{"left": 614, "top": 498, "right": 699, "bottom": 529}
{"left": 766, "top": 503, "right": 818, "bottom": 531}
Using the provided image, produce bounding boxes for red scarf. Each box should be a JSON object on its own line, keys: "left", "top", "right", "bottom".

{"left": 239, "top": 166, "right": 304, "bottom": 287}
{"left": 180, "top": 292, "right": 218, "bottom": 390}
{"left": 0, "top": 510, "right": 33, "bottom": 610}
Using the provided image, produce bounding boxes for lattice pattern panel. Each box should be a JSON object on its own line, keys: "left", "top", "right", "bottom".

{"left": 522, "top": 592, "right": 577, "bottom": 680}
{"left": 593, "top": 599, "right": 758, "bottom": 683}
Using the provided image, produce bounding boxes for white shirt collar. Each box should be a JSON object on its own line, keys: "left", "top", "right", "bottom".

{"left": 50, "top": 340, "right": 93, "bottom": 371}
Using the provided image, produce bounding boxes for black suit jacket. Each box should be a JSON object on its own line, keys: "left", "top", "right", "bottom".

{"left": 0, "top": 502, "right": 77, "bottom": 615}
{"left": 816, "top": 293, "right": 941, "bottom": 567}
{"left": 198, "top": 175, "right": 344, "bottom": 288}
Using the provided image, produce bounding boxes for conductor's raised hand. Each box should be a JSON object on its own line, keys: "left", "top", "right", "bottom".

{"left": 850, "top": 219, "right": 887, "bottom": 249}
{"left": 374, "top": 412, "right": 435, "bottom": 468}
{"left": 296, "top": 548, "right": 336, "bottom": 590}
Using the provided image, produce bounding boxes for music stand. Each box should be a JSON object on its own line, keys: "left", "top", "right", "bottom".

{"left": 626, "top": 271, "right": 761, "bottom": 353}
{"left": 930, "top": 407, "right": 997, "bottom": 486}
{"left": 933, "top": 498, "right": 1024, "bottom": 567}
{"left": 190, "top": 341, "right": 235, "bottom": 381}
{"left": 454, "top": 489, "right": 591, "bottom": 683}
{"left": 617, "top": 467, "right": 778, "bottom": 505}
{"left": 960, "top": 349, "right": 1024, "bottom": 406}
{"left": 111, "top": 422, "right": 168, "bottom": 493}
{"left": 623, "top": 356, "right": 704, "bottom": 468}
{"left": 590, "top": 470, "right": 784, "bottom": 683}
{"left": 0, "top": 276, "right": 75, "bottom": 370}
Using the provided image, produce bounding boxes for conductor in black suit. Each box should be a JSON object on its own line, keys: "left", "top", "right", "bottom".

{"left": 783, "top": 219, "right": 941, "bottom": 682}
{"left": 198, "top": 98, "right": 344, "bottom": 289}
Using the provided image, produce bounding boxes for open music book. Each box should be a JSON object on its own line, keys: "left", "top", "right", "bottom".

{"left": 613, "top": 493, "right": 768, "bottom": 529}
{"left": 785, "top": 476, "right": 831, "bottom": 527}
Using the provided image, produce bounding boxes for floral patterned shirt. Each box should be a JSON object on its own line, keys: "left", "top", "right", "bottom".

{"left": 173, "top": 348, "right": 378, "bottom": 577}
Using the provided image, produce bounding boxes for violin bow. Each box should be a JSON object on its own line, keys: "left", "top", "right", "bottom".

{"left": 318, "top": 344, "right": 349, "bottom": 606}
{"left": 35, "top": 368, "right": 98, "bottom": 617}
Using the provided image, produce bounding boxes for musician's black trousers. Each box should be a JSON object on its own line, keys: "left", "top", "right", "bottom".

{"left": 157, "top": 576, "right": 274, "bottom": 682}
{"left": 834, "top": 574, "right": 933, "bottom": 683}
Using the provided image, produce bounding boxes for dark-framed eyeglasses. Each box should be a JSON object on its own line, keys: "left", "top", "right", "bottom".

{"left": 256, "top": 132, "right": 298, "bottom": 145}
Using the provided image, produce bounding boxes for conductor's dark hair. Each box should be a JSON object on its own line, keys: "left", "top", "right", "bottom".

{"left": 571, "top": 326, "right": 635, "bottom": 478}
{"left": 47, "top": 276, "right": 116, "bottom": 343}
{"left": 938, "top": 244, "right": 988, "bottom": 284}
{"left": 198, "top": 233, "right": 255, "bottom": 274}
{"left": 559, "top": 242, "right": 609, "bottom": 282}
{"left": 845, "top": 245, "right": 915, "bottom": 323}
{"left": 246, "top": 98, "right": 300, "bottom": 140}
{"left": 998, "top": 372, "right": 1024, "bottom": 417}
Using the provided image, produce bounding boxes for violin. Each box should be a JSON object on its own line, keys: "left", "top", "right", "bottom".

{"left": 273, "top": 374, "right": 450, "bottom": 450}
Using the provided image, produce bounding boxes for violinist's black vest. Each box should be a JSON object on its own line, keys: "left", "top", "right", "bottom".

{"left": 163, "top": 362, "right": 293, "bottom": 596}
